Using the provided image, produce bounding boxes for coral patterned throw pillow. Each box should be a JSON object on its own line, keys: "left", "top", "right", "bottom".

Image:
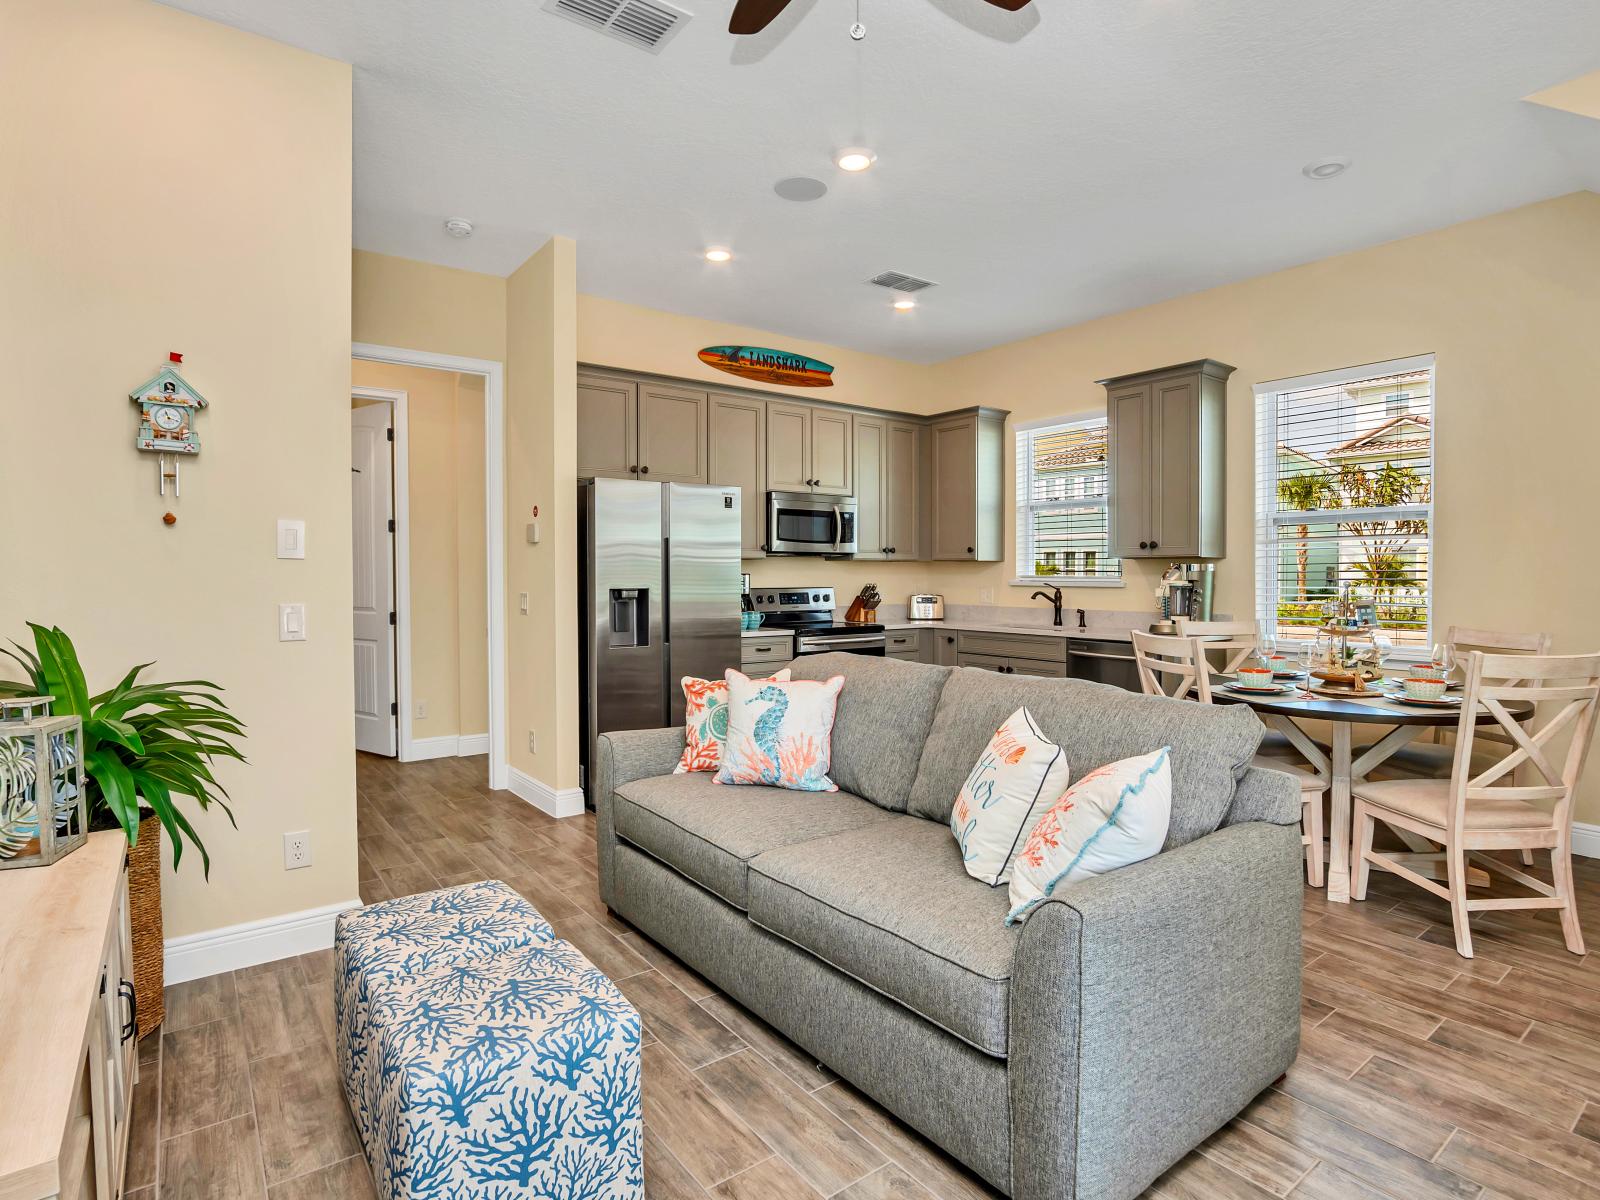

{"left": 950, "top": 707, "right": 1072, "bottom": 887}
{"left": 714, "top": 669, "right": 844, "bottom": 792}
{"left": 1006, "top": 747, "right": 1172, "bottom": 924}
{"left": 675, "top": 670, "right": 791, "bottom": 774}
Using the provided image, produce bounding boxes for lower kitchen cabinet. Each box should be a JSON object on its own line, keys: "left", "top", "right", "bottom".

{"left": 886, "top": 628, "right": 927, "bottom": 660}
{"left": 740, "top": 633, "right": 793, "bottom": 675}
{"left": 957, "top": 651, "right": 1069, "bottom": 678}
{"left": 932, "top": 630, "right": 960, "bottom": 666}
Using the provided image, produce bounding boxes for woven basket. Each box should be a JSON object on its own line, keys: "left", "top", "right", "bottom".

{"left": 128, "top": 815, "right": 165, "bottom": 1038}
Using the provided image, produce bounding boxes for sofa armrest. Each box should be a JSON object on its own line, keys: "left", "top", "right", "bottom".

{"left": 1222, "top": 764, "right": 1302, "bottom": 828}
{"left": 1008, "top": 821, "right": 1302, "bottom": 1200}
{"left": 593, "top": 727, "right": 686, "bottom": 906}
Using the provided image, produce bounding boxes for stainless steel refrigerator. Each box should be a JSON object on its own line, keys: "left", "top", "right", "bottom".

{"left": 579, "top": 478, "right": 742, "bottom": 801}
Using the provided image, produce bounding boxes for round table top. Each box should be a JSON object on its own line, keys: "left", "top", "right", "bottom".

{"left": 1209, "top": 678, "right": 1534, "bottom": 726}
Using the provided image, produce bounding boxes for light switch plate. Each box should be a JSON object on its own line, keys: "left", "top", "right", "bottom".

{"left": 276, "top": 519, "right": 306, "bottom": 559}
{"left": 278, "top": 603, "right": 307, "bottom": 641}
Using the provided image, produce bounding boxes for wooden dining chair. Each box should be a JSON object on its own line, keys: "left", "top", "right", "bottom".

{"left": 1132, "top": 631, "right": 1325, "bottom": 886}
{"left": 1351, "top": 650, "right": 1600, "bottom": 958}
{"left": 1174, "top": 618, "right": 1314, "bottom": 763}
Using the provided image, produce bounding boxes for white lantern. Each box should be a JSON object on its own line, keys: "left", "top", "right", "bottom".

{"left": 0, "top": 696, "right": 89, "bottom": 869}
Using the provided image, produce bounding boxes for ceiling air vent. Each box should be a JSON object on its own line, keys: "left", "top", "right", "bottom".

{"left": 867, "top": 270, "right": 938, "bottom": 294}
{"left": 546, "top": 0, "right": 691, "bottom": 52}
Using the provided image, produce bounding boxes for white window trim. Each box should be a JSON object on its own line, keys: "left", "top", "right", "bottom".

{"left": 1013, "top": 413, "right": 1125, "bottom": 589}
{"left": 1253, "top": 354, "right": 1435, "bottom": 661}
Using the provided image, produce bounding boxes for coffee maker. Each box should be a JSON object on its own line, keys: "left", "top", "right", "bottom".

{"left": 1159, "top": 562, "right": 1215, "bottom": 624}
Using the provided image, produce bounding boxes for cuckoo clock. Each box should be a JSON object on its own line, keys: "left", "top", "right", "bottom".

{"left": 130, "top": 357, "right": 207, "bottom": 496}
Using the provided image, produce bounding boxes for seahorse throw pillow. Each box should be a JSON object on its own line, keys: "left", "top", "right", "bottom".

{"left": 1006, "top": 746, "right": 1172, "bottom": 924}
{"left": 950, "top": 707, "right": 1072, "bottom": 886}
{"left": 675, "top": 669, "right": 792, "bottom": 774}
{"left": 715, "top": 668, "right": 845, "bottom": 792}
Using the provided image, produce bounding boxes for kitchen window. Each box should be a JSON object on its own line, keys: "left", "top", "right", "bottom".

{"left": 1254, "top": 355, "right": 1434, "bottom": 651}
{"left": 1014, "top": 416, "right": 1122, "bottom": 586}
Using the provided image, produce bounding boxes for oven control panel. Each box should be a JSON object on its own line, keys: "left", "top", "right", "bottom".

{"left": 751, "top": 588, "right": 833, "bottom": 613}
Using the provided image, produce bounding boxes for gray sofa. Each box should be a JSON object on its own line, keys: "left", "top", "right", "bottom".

{"left": 594, "top": 654, "right": 1302, "bottom": 1200}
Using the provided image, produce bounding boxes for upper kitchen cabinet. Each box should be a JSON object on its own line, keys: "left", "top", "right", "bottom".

{"left": 1101, "top": 359, "right": 1233, "bottom": 559}
{"left": 636, "top": 382, "right": 708, "bottom": 483}
{"left": 930, "top": 408, "right": 1006, "bottom": 561}
{"left": 853, "top": 415, "right": 887, "bottom": 560}
{"left": 707, "top": 391, "right": 766, "bottom": 556}
{"left": 765, "top": 402, "right": 853, "bottom": 497}
{"left": 576, "top": 372, "right": 637, "bottom": 480}
{"left": 883, "top": 420, "right": 922, "bottom": 560}
{"left": 577, "top": 371, "right": 707, "bottom": 485}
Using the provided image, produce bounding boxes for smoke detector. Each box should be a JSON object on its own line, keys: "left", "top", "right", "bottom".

{"left": 545, "top": 0, "right": 692, "bottom": 53}
{"left": 443, "top": 217, "right": 474, "bottom": 239}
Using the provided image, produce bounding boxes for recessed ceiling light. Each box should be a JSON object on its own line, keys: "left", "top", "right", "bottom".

{"left": 774, "top": 176, "right": 828, "bottom": 202}
{"left": 892, "top": 298, "right": 916, "bottom": 311}
{"left": 443, "top": 217, "right": 474, "bottom": 238}
{"left": 1302, "top": 157, "right": 1351, "bottom": 181}
{"left": 704, "top": 247, "right": 733, "bottom": 263}
{"left": 834, "top": 147, "right": 877, "bottom": 173}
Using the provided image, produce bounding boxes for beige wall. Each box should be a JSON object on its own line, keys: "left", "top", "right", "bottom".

{"left": 508, "top": 240, "right": 581, "bottom": 793}
{"left": 0, "top": 0, "right": 356, "bottom": 936}
{"left": 353, "top": 251, "right": 507, "bottom": 364}
{"left": 350, "top": 361, "right": 489, "bottom": 741}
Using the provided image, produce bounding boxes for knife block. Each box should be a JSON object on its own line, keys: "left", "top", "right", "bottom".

{"left": 844, "top": 599, "right": 878, "bottom": 623}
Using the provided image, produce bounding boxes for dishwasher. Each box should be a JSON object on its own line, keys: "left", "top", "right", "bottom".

{"left": 1066, "top": 638, "right": 1141, "bottom": 692}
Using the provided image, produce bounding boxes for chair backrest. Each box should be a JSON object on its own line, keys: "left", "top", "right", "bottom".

{"left": 1131, "top": 631, "right": 1213, "bottom": 702}
{"left": 1174, "top": 618, "right": 1260, "bottom": 673}
{"left": 1444, "top": 626, "right": 1553, "bottom": 743}
{"left": 1448, "top": 650, "right": 1600, "bottom": 835}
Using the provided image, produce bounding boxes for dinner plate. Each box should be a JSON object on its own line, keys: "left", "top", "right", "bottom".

{"left": 1382, "top": 689, "right": 1463, "bottom": 708}
{"left": 1223, "top": 681, "right": 1292, "bottom": 696}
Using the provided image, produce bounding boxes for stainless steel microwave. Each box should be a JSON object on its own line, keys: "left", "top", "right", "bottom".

{"left": 766, "top": 491, "right": 858, "bottom": 556}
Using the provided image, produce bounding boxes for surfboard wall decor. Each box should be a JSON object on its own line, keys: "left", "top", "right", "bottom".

{"left": 697, "top": 345, "right": 835, "bottom": 388}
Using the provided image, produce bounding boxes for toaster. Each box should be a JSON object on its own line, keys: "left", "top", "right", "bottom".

{"left": 908, "top": 593, "right": 945, "bottom": 621}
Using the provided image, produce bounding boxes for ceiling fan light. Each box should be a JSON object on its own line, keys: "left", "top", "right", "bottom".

{"left": 835, "top": 147, "right": 876, "bottom": 173}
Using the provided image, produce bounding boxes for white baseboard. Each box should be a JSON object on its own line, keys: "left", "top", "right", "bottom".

{"left": 408, "top": 733, "right": 490, "bottom": 761}
{"left": 1574, "top": 822, "right": 1600, "bottom": 860}
{"left": 164, "top": 897, "right": 363, "bottom": 985}
{"left": 508, "top": 766, "right": 586, "bottom": 819}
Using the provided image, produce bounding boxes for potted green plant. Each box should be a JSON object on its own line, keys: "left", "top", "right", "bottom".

{"left": 0, "top": 623, "right": 246, "bottom": 1036}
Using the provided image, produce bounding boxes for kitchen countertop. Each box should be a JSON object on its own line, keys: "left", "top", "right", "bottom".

{"left": 741, "top": 626, "right": 792, "bottom": 639}
{"left": 880, "top": 619, "right": 1138, "bottom": 644}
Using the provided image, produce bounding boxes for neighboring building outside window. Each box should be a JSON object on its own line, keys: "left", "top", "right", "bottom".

{"left": 1254, "top": 355, "right": 1434, "bottom": 651}
{"left": 1015, "top": 417, "right": 1122, "bottom": 585}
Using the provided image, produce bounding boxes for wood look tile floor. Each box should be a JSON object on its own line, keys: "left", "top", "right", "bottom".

{"left": 128, "top": 753, "right": 1600, "bottom": 1199}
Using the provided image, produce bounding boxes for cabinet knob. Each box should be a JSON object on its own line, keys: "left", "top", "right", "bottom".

{"left": 640, "top": 465, "right": 650, "bottom": 475}
{"left": 888, "top": 546, "right": 896, "bottom": 554}
{"left": 967, "top": 547, "right": 974, "bottom": 555}
{"left": 1139, "top": 541, "right": 1149, "bottom": 550}
{"left": 629, "top": 465, "right": 638, "bottom": 474}
{"left": 946, "top": 636, "right": 955, "bottom": 644}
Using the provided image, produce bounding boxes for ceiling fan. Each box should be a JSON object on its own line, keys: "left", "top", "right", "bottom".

{"left": 729, "top": 0, "right": 1033, "bottom": 36}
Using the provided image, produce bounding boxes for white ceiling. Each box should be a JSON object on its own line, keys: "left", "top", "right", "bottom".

{"left": 161, "top": 0, "right": 1600, "bottom": 362}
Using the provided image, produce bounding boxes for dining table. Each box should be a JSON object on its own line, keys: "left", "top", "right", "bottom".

{"left": 1211, "top": 677, "right": 1532, "bottom": 902}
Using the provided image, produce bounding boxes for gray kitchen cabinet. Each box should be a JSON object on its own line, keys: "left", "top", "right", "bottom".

{"left": 957, "top": 630, "right": 1067, "bottom": 663}
{"left": 766, "top": 402, "right": 811, "bottom": 492}
{"left": 637, "top": 383, "right": 708, "bottom": 484}
{"left": 885, "top": 628, "right": 926, "bottom": 660}
{"left": 853, "top": 415, "right": 887, "bottom": 560}
{"left": 765, "top": 402, "right": 853, "bottom": 497}
{"left": 931, "top": 409, "right": 1006, "bottom": 561}
{"left": 576, "top": 373, "right": 637, "bottom": 480}
{"left": 957, "top": 651, "right": 1069, "bottom": 678}
{"left": 884, "top": 420, "right": 921, "bottom": 560}
{"left": 708, "top": 392, "right": 765, "bottom": 556}
{"left": 741, "top": 633, "right": 793, "bottom": 675}
{"left": 1101, "top": 359, "right": 1233, "bottom": 559}
{"left": 932, "top": 629, "right": 960, "bottom": 666}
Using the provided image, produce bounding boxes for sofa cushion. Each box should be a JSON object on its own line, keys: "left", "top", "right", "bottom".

{"left": 611, "top": 772, "right": 894, "bottom": 910}
{"left": 746, "top": 817, "right": 1019, "bottom": 1057}
{"left": 787, "top": 653, "right": 954, "bottom": 812}
{"left": 907, "top": 670, "right": 1261, "bottom": 849}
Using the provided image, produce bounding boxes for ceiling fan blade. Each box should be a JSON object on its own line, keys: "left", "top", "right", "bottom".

{"left": 981, "top": 0, "right": 1035, "bottom": 10}
{"left": 729, "top": 0, "right": 793, "bottom": 35}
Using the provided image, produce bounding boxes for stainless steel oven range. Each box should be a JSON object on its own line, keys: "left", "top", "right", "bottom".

{"left": 750, "top": 586, "right": 885, "bottom": 656}
{"left": 766, "top": 491, "right": 858, "bottom": 556}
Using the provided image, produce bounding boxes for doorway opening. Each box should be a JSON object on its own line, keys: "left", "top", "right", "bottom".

{"left": 350, "top": 343, "right": 508, "bottom": 791}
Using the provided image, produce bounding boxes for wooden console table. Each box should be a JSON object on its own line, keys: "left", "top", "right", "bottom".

{"left": 0, "top": 832, "right": 137, "bottom": 1200}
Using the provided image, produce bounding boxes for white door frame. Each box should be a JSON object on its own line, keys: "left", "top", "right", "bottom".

{"left": 350, "top": 385, "right": 409, "bottom": 760}
{"left": 352, "top": 343, "right": 509, "bottom": 792}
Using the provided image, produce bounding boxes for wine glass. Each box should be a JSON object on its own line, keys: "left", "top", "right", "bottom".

{"left": 1430, "top": 643, "right": 1455, "bottom": 683}
{"left": 1298, "top": 638, "right": 1318, "bottom": 697}
{"left": 1257, "top": 621, "right": 1278, "bottom": 672}
{"left": 1371, "top": 631, "right": 1394, "bottom": 689}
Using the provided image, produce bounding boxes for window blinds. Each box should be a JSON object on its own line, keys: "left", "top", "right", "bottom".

{"left": 1015, "top": 419, "right": 1121, "bottom": 582}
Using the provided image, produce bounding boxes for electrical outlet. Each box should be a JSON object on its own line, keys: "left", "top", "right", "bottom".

{"left": 416, "top": 700, "right": 428, "bottom": 720}
{"left": 978, "top": 587, "right": 995, "bottom": 605}
{"left": 283, "top": 830, "right": 312, "bottom": 870}
{"left": 519, "top": 592, "right": 529, "bottom": 615}
{"left": 528, "top": 730, "right": 538, "bottom": 754}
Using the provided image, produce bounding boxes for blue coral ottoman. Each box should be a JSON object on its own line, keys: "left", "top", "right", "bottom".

{"left": 335, "top": 881, "right": 643, "bottom": 1200}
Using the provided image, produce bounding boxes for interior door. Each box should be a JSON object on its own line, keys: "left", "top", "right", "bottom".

{"left": 351, "top": 403, "right": 397, "bottom": 756}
